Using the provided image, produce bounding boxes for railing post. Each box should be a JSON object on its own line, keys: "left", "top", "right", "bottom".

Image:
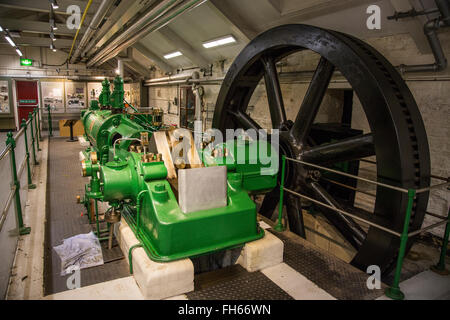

{"left": 274, "top": 155, "right": 286, "bottom": 232}
{"left": 46, "top": 105, "right": 53, "bottom": 137}
{"left": 431, "top": 205, "right": 450, "bottom": 275}
{"left": 34, "top": 109, "right": 41, "bottom": 151}
{"left": 385, "top": 188, "right": 416, "bottom": 300}
{"left": 21, "top": 119, "right": 36, "bottom": 190}
{"left": 6, "top": 132, "right": 31, "bottom": 235}
{"left": 29, "top": 112, "right": 39, "bottom": 165}
{"left": 37, "top": 107, "right": 42, "bottom": 141}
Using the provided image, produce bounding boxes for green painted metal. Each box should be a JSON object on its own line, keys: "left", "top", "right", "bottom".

{"left": 83, "top": 141, "right": 273, "bottom": 262}
{"left": 274, "top": 155, "right": 286, "bottom": 232}
{"left": 36, "top": 108, "right": 42, "bottom": 141}
{"left": 201, "top": 138, "right": 278, "bottom": 193}
{"left": 80, "top": 76, "right": 276, "bottom": 262}
{"left": 34, "top": 109, "right": 41, "bottom": 151}
{"left": 128, "top": 243, "right": 143, "bottom": 274}
{"left": 82, "top": 109, "right": 148, "bottom": 164}
{"left": 6, "top": 132, "right": 31, "bottom": 235}
{"left": 21, "top": 119, "right": 36, "bottom": 190}
{"left": 46, "top": 105, "right": 53, "bottom": 137}
{"left": 28, "top": 112, "right": 38, "bottom": 165}
{"left": 99, "top": 78, "right": 111, "bottom": 108}
{"left": 110, "top": 76, "right": 124, "bottom": 112}
{"left": 385, "top": 189, "right": 416, "bottom": 300}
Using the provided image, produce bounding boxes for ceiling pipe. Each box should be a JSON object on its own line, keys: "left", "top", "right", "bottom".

{"left": 87, "top": 0, "right": 183, "bottom": 67}
{"left": 400, "top": 0, "right": 449, "bottom": 73}
{"left": 70, "top": 0, "right": 114, "bottom": 64}
{"left": 88, "top": 0, "right": 205, "bottom": 68}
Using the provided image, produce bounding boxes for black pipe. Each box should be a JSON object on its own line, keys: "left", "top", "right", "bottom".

{"left": 400, "top": 0, "right": 449, "bottom": 73}
{"left": 436, "top": 0, "right": 450, "bottom": 25}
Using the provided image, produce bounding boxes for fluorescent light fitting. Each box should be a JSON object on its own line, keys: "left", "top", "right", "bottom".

{"left": 50, "top": 19, "right": 58, "bottom": 31}
{"left": 5, "top": 35, "right": 15, "bottom": 47}
{"left": 202, "top": 35, "right": 236, "bottom": 48}
{"left": 50, "top": 0, "right": 59, "bottom": 9}
{"left": 16, "top": 49, "right": 23, "bottom": 57}
{"left": 50, "top": 31, "right": 56, "bottom": 41}
{"left": 50, "top": 43, "right": 57, "bottom": 52}
{"left": 0, "top": 26, "right": 3, "bottom": 32}
{"left": 163, "top": 51, "right": 182, "bottom": 59}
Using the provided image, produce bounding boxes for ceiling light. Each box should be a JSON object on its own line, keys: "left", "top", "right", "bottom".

{"left": 50, "top": 43, "right": 57, "bottom": 52}
{"left": 0, "top": 26, "right": 3, "bottom": 32}
{"left": 115, "top": 69, "right": 120, "bottom": 75}
{"left": 164, "top": 51, "right": 182, "bottom": 60}
{"left": 202, "top": 35, "right": 236, "bottom": 49}
{"left": 16, "top": 48, "right": 23, "bottom": 57}
{"left": 50, "top": 31, "right": 56, "bottom": 41}
{"left": 5, "top": 35, "right": 15, "bottom": 47}
{"left": 50, "top": 19, "right": 58, "bottom": 31}
{"left": 50, "top": 0, "right": 59, "bottom": 9}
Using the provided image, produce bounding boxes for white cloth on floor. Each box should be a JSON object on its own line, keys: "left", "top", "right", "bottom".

{"left": 53, "top": 231, "right": 104, "bottom": 276}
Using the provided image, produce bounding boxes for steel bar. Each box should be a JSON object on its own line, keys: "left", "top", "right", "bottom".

{"left": 285, "top": 157, "right": 409, "bottom": 193}
{"left": 283, "top": 187, "right": 401, "bottom": 237}
{"left": 416, "top": 181, "right": 450, "bottom": 193}
{"left": 408, "top": 220, "right": 449, "bottom": 237}
{"left": 321, "top": 177, "right": 376, "bottom": 198}
{"left": 20, "top": 120, "right": 35, "bottom": 189}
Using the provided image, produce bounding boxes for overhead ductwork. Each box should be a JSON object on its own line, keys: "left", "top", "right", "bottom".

{"left": 87, "top": 0, "right": 205, "bottom": 68}
{"left": 70, "top": 0, "right": 115, "bottom": 64}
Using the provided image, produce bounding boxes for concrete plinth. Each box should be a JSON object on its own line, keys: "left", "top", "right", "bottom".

{"left": 117, "top": 220, "right": 194, "bottom": 300}
{"left": 237, "top": 231, "right": 284, "bottom": 272}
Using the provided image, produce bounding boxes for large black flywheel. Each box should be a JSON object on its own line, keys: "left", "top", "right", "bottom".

{"left": 212, "top": 24, "right": 431, "bottom": 275}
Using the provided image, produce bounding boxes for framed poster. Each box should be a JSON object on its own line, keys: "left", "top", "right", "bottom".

{"left": 65, "top": 81, "right": 86, "bottom": 110}
{"left": 0, "top": 80, "right": 10, "bottom": 114}
{"left": 87, "top": 82, "right": 103, "bottom": 104}
{"left": 41, "top": 81, "right": 64, "bottom": 113}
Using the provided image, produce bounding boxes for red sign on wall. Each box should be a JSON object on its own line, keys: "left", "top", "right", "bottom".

{"left": 16, "top": 80, "right": 39, "bottom": 122}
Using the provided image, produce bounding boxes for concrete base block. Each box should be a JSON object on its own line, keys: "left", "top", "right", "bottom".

{"left": 237, "top": 231, "right": 284, "bottom": 272}
{"left": 118, "top": 219, "right": 194, "bottom": 300}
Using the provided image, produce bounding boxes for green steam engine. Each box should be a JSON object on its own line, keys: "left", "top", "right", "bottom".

{"left": 79, "top": 76, "right": 278, "bottom": 262}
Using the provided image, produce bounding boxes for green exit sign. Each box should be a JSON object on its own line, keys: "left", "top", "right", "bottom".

{"left": 20, "top": 58, "right": 33, "bottom": 66}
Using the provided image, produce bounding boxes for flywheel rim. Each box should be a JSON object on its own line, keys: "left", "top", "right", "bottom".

{"left": 212, "top": 24, "right": 430, "bottom": 274}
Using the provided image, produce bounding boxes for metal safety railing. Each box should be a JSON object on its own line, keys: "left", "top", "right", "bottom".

{"left": 276, "top": 155, "right": 450, "bottom": 300}
{"left": 0, "top": 107, "right": 43, "bottom": 299}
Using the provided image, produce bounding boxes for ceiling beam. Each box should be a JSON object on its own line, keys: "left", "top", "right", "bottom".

{"left": 133, "top": 43, "right": 173, "bottom": 74}
{"left": 125, "top": 60, "right": 149, "bottom": 78}
{"left": 0, "top": 18, "right": 81, "bottom": 36}
{"left": 158, "top": 26, "right": 210, "bottom": 68}
{"left": 208, "top": 0, "right": 259, "bottom": 41}
{"left": 0, "top": 0, "right": 99, "bottom": 15}
{"left": 0, "top": 36, "right": 73, "bottom": 48}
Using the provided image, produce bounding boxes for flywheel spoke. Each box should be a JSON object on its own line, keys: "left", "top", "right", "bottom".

{"left": 285, "top": 194, "right": 306, "bottom": 238}
{"left": 261, "top": 55, "right": 287, "bottom": 129}
{"left": 290, "top": 57, "right": 335, "bottom": 142}
{"left": 301, "top": 133, "right": 375, "bottom": 165}
{"left": 227, "top": 109, "right": 262, "bottom": 131}
{"left": 309, "top": 181, "right": 366, "bottom": 249}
